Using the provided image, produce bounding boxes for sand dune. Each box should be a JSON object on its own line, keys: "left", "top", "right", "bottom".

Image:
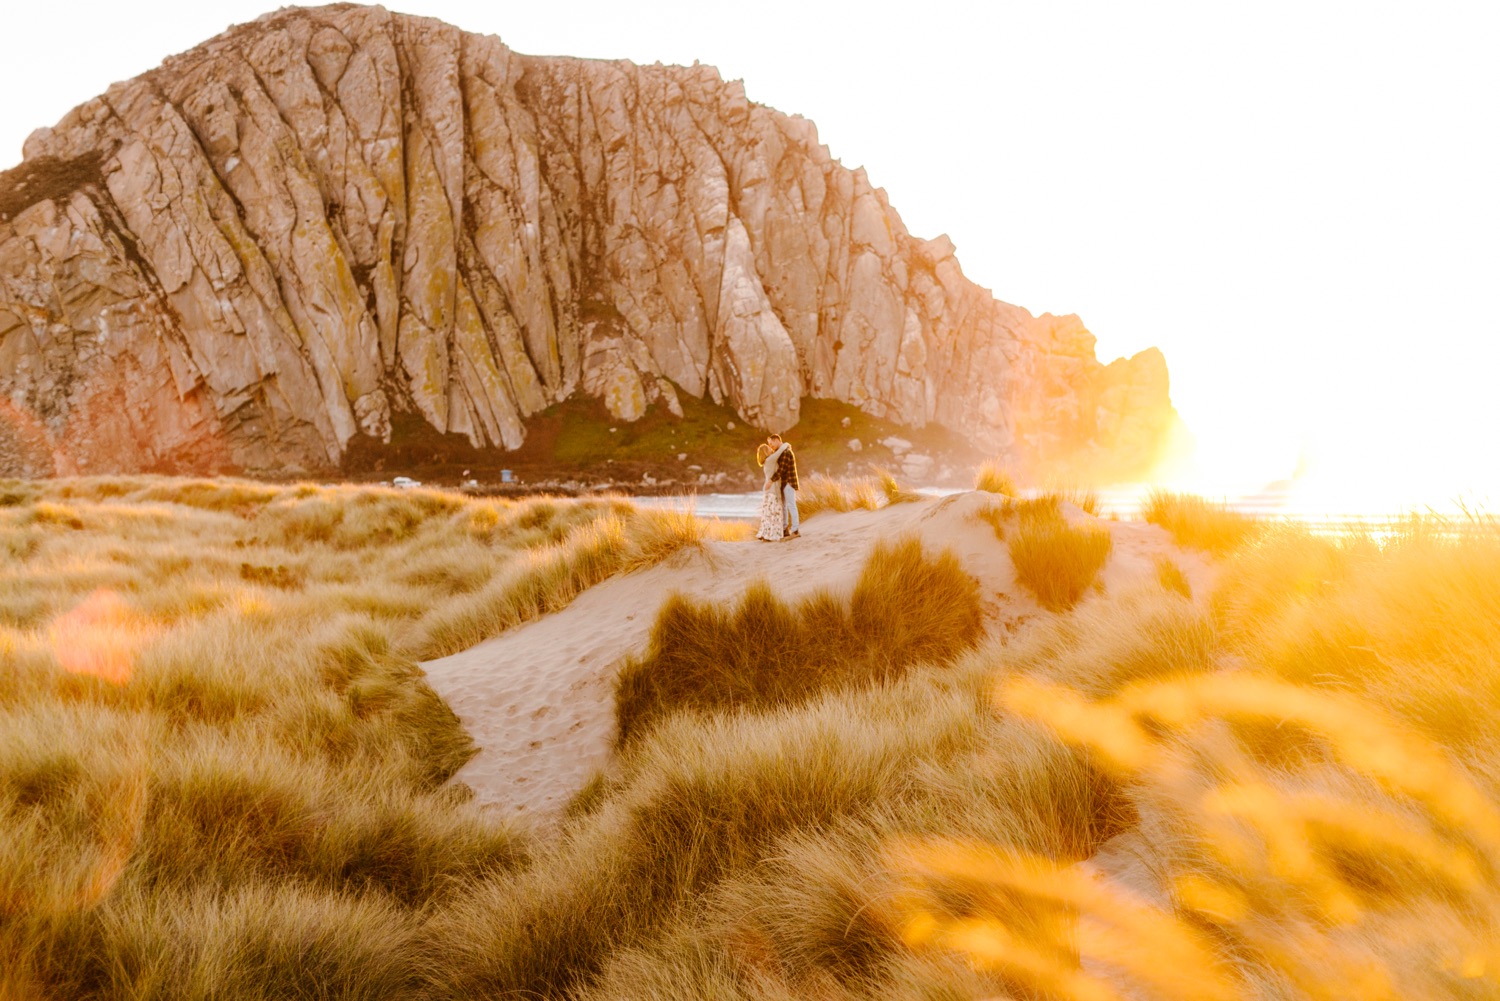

{"left": 420, "top": 492, "right": 1204, "bottom": 826}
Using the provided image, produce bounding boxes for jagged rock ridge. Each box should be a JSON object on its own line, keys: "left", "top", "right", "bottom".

{"left": 0, "top": 3, "right": 1177, "bottom": 477}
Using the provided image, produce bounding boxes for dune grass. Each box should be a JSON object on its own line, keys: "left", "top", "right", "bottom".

{"left": 980, "top": 496, "right": 1113, "bottom": 611}
{"left": 417, "top": 532, "right": 1127, "bottom": 1001}
{"left": 1054, "top": 485, "right": 1102, "bottom": 517}
{"left": 1142, "top": 487, "right": 1261, "bottom": 554}
{"left": 0, "top": 476, "right": 738, "bottom": 998}
{"left": 1213, "top": 518, "right": 1500, "bottom": 750}
{"left": 403, "top": 504, "right": 748, "bottom": 660}
{"left": 874, "top": 467, "right": 923, "bottom": 505}
{"left": 795, "top": 469, "right": 923, "bottom": 520}
{"left": 422, "top": 653, "right": 1124, "bottom": 1001}
{"left": 5, "top": 477, "right": 1499, "bottom": 999}
{"left": 895, "top": 513, "right": 1500, "bottom": 1000}
{"left": 794, "top": 473, "right": 884, "bottom": 519}
{"left": 973, "top": 461, "right": 1016, "bottom": 495}
{"left": 613, "top": 536, "right": 984, "bottom": 748}
{"left": 1008, "top": 519, "right": 1113, "bottom": 611}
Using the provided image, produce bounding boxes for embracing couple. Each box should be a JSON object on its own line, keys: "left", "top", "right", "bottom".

{"left": 754, "top": 433, "right": 800, "bottom": 542}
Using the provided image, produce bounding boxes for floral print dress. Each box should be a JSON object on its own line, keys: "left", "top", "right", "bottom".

{"left": 756, "top": 446, "right": 786, "bottom": 541}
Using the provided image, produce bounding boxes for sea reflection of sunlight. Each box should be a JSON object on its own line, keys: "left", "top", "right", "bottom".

{"left": 1153, "top": 380, "right": 1500, "bottom": 523}
{"left": 1135, "top": 411, "right": 1496, "bottom": 523}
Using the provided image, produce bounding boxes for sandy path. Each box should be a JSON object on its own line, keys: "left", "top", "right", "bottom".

{"left": 1100, "top": 511, "right": 1216, "bottom": 597}
{"left": 420, "top": 492, "right": 1198, "bottom": 827}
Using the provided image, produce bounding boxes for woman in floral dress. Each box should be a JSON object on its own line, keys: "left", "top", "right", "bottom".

{"left": 755, "top": 442, "right": 787, "bottom": 542}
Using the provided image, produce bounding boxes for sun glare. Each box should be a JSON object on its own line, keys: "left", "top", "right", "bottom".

{"left": 1145, "top": 391, "right": 1496, "bottom": 520}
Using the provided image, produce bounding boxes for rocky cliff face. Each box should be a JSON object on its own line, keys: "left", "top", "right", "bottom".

{"left": 0, "top": 4, "right": 1177, "bottom": 478}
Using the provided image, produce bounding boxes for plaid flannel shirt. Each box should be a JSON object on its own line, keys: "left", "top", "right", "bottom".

{"left": 775, "top": 446, "right": 799, "bottom": 491}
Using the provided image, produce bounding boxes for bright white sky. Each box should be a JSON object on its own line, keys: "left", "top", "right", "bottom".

{"left": 2, "top": 2, "right": 1496, "bottom": 507}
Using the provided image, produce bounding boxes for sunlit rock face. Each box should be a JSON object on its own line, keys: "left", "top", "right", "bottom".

{"left": 0, "top": 5, "right": 1177, "bottom": 477}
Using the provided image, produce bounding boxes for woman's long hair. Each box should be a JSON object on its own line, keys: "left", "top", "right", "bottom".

{"left": 755, "top": 443, "right": 771, "bottom": 467}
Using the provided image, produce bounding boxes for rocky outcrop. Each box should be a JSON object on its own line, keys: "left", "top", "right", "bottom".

{"left": 0, "top": 4, "right": 1177, "bottom": 478}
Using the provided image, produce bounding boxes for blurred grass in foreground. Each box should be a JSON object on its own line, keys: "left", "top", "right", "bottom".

{"left": 896, "top": 512, "right": 1500, "bottom": 1000}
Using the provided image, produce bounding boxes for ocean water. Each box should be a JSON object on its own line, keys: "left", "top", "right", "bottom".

{"left": 629, "top": 487, "right": 1488, "bottom": 534}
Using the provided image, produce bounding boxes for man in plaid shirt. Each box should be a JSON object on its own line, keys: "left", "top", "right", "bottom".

{"left": 768, "top": 433, "right": 800, "bottom": 538}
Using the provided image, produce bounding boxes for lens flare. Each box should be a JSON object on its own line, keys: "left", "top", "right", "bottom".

{"left": 46, "top": 589, "right": 159, "bottom": 685}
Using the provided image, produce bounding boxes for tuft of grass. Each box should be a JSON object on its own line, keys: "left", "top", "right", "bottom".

{"left": 973, "top": 461, "right": 1016, "bottom": 496}
{"left": 1142, "top": 489, "right": 1260, "bottom": 555}
{"left": 874, "top": 468, "right": 922, "bottom": 506}
{"left": 618, "top": 505, "right": 750, "bottom": 575}
{"left": 82, "top": 881, "right": 421, "bottom": 1000}
{"left": 29, "top": 501, "right": 84, "bottom": 529}
{"left": 797, "top": 474, "right": 884, "bottom": 519}
{"left": 1055, "top": 486, "right": 1101, "bottom": 517}
{"left": 1006, "top": 494, "right": 1062, "bottom": 526}
{"left": 613, "top": 536, "right": 984, "bottom": 748}
{"left": 997, "top": 581, "right": 1219, "bottom": 698}
{"left": 1155, "top": 556, "right": 1192, "bottom": 599}
{"left": 996, "top": 501, "right": 1116, "bottom": 612}
{"left": 0, "top": 480, "right": 39, "bottom": 507}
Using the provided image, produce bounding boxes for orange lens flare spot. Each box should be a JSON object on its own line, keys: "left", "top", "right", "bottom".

{"left": 46, "top": 589, "right": 159, "bottom": 685}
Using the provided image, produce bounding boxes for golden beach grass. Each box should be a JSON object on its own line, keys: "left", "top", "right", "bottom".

{"left": 613, "top": 536, "right": 984, "bottom": 747}
{"left": 898, "top": 515, "right": 1500, "bottom": 1001}
{"left": 3, "top": 478, "right": 1498, "bottom": 1000}
{"left": 793, "top": 474, "right": 884, "bottom": 519}
{"left": 973, "top": 461, "right": 1017, "bottom": 496}
{"left": 1007, "top": 516, "right": 1113, "bottom": 612}
{"left": 975, "top": 493, "right": 1114, "bottom": 611}
{"left": 1142, "top": 487, "right": 1261, "bottom": 554}
{"left": 0, "top": 477, "right": 737, "bottom": 998}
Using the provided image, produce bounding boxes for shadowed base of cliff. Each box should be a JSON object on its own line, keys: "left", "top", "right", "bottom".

{"left": 340, "top": 393, "right": 990, "bottom": 493}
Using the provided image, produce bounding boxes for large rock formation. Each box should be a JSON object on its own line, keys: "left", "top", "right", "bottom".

{"left": 0, "top": 4, "right": 1177, "bottom": 478}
